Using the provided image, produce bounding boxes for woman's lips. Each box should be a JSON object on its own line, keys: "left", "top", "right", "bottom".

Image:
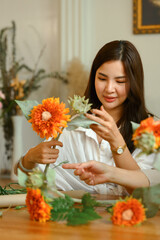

{"left": 103, "top": 96, "right": 116, "bottom": 102}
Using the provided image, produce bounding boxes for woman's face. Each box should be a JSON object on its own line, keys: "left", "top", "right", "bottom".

{"left": 95, "top": 60, "right": 130, "bottom": 119}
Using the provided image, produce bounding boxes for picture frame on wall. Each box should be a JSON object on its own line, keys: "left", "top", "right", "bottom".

{"left": 133, "top": 0, "right": 160, "bottom": 34}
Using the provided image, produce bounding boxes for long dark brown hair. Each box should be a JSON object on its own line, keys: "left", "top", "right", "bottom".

{"left": 84, "top": 40, "right": 152, "bottom": 153}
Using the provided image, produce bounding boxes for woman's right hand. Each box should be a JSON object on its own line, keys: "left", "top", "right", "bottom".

{"left": 62, "top": 160, "right": 113, "bottom": 185}
{"left": 24, "top": 138, "right": 63, "bottom": 167}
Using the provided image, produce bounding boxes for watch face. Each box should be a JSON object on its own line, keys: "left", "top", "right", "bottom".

{"left": 117, "top": 148, "right": 123, "bottom": 155}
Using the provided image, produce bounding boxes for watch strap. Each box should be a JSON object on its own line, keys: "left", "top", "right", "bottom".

{"left": 111, "top": 143, "right": 127, "bottom": 154}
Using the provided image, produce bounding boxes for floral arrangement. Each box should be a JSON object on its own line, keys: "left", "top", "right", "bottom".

{"left": 0, "top": 21, "right": 68, "bottom": 167}
{"left": 15, "top": 95, "right": 103, "bottom": 224}
{"left": 1, "top": 97, "right": 160, "bottom": 227}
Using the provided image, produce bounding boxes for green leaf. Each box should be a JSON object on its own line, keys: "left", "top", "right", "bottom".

{"left": 133, "top": 187, "right": 159, "bottom": 218}
{"left": 50, "top": 193, "right": 101, "bottom": 225}
{"left": 46, "top": 168, "right": 56, "bottom": 188}
{"left": 67, "top": 208, "right": 101, "bottom": 226}
{"left": 67, "top": 114, "right": 99, "bottom": 131}
{"left": 18, "top": 168, "right": 28, "bottom": 187}
{"left": 82, "top": 193, "right": 100, "bottom": 208}
{"left": 15, "top": 100, "right": 39, "bottom": 120}
{"left": 0, "top": 211, "right": 2, "bottom": 217}
{"left": 50, "top": 194, "right": 74, "bottom": 221}
{"left": 14, "top": 205, "right": 26, "bottom": 210}
{"left": 106, "top": 205, "right": 113, "bottom": 214}
{"left": 131, "top": 121, "right": 140, "bottom": 133}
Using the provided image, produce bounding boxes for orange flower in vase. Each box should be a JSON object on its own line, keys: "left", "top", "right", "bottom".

{"left": 28, "top": 97, "right": 71, "bottom": 139}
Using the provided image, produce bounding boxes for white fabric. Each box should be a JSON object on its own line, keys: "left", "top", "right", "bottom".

{"left": 39, "top": 127, "right": 155, "bottom": 195}
{"left": 141, "top": 169, "right": 160, "bottom": 186}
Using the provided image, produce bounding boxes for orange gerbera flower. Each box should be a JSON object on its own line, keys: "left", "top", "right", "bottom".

{"left": 28, "top": 97, "right": 71, "bottom": 139}
{"left": 132, "top": 117, "right": 154, "bottom": 139}
{"left": 111, "top": 197, "right": 146, "bottom": 226}
{"left": 153, "top": 122, "right": 160, "bottom": 148}
{"left": 26, "top": 188, "right": 52, "bottom": 222}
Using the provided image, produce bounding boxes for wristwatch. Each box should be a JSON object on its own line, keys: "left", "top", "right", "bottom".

{"left": 111, "top": 143, "right": 127, "bottom": 155}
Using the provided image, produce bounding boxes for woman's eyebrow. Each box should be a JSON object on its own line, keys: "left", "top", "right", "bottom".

{"left": 98, "top": 72, "right": 127, "bottom": 79}
{"left": 115, "top": 76, "right": 127, "bottom": 79}
{"left": 98, "top": 72, "right": 107, "bottom": 77}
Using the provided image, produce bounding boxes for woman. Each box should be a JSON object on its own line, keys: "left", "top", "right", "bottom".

{"left": 15, "top": 40, "right": 155, "bottom": 195}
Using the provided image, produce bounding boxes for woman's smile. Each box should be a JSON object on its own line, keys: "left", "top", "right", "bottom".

{"left": 103, "top": 96, "right": 117, "bottom": 103}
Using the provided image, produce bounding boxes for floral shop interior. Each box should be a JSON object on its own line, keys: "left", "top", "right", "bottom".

{"left": 0, "top": 1, "right": 160, "bottom": 239}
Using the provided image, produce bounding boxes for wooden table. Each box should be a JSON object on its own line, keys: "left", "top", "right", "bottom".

{"left": 1, "top": 179, "right": 160, "bottom": 240}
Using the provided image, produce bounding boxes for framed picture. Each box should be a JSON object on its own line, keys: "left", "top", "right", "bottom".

{"left": 133, "top": 0, "right": 160, "bottom": 34}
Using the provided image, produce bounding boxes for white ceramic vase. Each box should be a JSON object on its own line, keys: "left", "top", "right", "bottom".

{"left": 11, "top": 115, "right": 23, "bottom": 181}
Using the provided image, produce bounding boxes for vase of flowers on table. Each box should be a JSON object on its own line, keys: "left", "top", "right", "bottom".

{"left": 0, "top": 21, "right": 68, "bottom": 175}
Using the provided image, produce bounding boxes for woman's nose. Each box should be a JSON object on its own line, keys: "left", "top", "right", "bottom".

{"left": 105, "top": 80, "right": 115, "bottom": 92}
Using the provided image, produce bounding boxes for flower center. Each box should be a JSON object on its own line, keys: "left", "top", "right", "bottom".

{"left": 122, "top": 209, "right": 133, "bottom": 221}
{"left": 42, "top": 111, "right": 52, "bottom": 121}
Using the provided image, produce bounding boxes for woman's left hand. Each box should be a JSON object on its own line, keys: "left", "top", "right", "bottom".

{"left": 85, "top": 105, "right": 123, "bottom": 146}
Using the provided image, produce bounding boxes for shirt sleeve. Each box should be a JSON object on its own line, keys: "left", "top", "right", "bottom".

{"left": 141, "top": 169, "right": 160, "bottom": 186}
{"left": 132, "top": 148, "right": 155, "bottom": 169}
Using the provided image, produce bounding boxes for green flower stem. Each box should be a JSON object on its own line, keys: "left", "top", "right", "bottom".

{"left": 44, "top": 163, "right": 50, "bottom": 177}
{"left": 44, "top": 131, "right": 62, "bottom": 178}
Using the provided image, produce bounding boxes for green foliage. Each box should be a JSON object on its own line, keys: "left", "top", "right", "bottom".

{"left": 0, "top": 183, "right": 26, "bottom": 195}
{"left": 132, "top": 185, "right": 160, "bottom": 218}
{"left": 15, "top": 100, "right": 39, "bottom": 120}
{"left": 106, "top": 205, "right": 113, "bottom": 214}
{"left": 81, "top": 193, "right": 100, "bottom": 208}
{"left": 131, "top": 121, "right": 140, "bottom": 133}
{"left": 18, "top": 168, "right": 28, "bottom": 187}
{"left": 50, "top": 194, "right": 74, "bottom": 221}
{"left": 14, "top": 205, "right": 26, "bottom": 210}
{"left": 50, "top": 193, "right": 101, "bottom": 225}
{"left": 66, "top": 207, "right": 101, "bottom": 226}
{"left": 67, "top": 114, "right": 99, "bottom": 131}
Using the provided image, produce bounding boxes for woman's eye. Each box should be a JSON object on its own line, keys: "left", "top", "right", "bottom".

{"left": 98, "top": 77, "right": 106, "bottom": 81}
{"left": 116, "top": 79, "right": 127, "bottom": 83}
{"left": 117, "top": 81, "right": 126, "bottom": 83}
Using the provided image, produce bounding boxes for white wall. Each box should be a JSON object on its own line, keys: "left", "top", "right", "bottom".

{"left": 0, "top": 0, "right": 160, "bottom": 173}
{"left": 60, "top": 0, "right": 160, "bottom": 116}
{"left": 0, "top": 0, "right": 61, "bottom": 173}
{"left": 0, "top": 0, "right": 61, "bottom": 100}
{"left": 88, "top": 0, "right": 160, "bottom": 117}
